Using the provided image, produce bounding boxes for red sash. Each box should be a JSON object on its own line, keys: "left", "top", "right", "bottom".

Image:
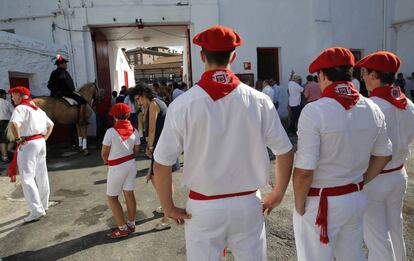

{"left": 113, "top": 120, "right": 134, "bottom": 141}
{"left": 197, "top": 68, "right": 240, "bottom": 101}
{"left": 307, "top": 181, "right": 364, "bottom": 244}
{"left": 107, "top": 154, "right": 135, "bottom": 166}
{"left": 321, "top": 81, "right": 360, "bottom": 110}
{"left": 370, "top": 85, "right": 407, "bottom": 110}
{"left": 380, "top": 164, "right": 404, "bottom": 174}
{"left": 7, "top": 134, "right": 44, "bottom": 182}
{"left": 189, "top": 190, "right": 256, "bottom": 200}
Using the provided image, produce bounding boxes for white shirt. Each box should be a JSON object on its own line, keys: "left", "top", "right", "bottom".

{"left": 262, "top": 85, "right": 274, "bottom": 103}
{"left": 352, "top": 79, "right": 361, "bottom": 92}
{"left": 102, "top": 128, "right": 140, "bottom": 160}
{"left": 288, "top": 81, "right": 303, "bottom": 107}
{"left": 172, "top": 88, "right": 185, "bottom": 100}
{"left": 295, "top": 95, "right": 392, "bottom": 188}
{"left": 0, "top": 98, "right": 13, "bottom": 120}
{"left": 154, "top": 83, "right": 292, "bottom": 195}
{"left": 370, "top": 96, "right": 414, "bottom": 170}
{"left": 10, "top": 105, "right": 54, "bottom": 137}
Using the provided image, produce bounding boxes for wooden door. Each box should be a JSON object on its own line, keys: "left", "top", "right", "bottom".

{"left": 257, "top": 48, "right": 280, "bottom": 84}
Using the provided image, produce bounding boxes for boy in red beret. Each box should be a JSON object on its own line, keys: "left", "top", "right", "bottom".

{"left": 152, "top": 25, "right": 294, "bottom": 260}
{"left": 356, "top": 51, "right": 414, "bottom": 261}
{"left": 101, "top": 103, "right": 140, "bottom": 238}
{"left": 8, "top": 86, "right": 54, "bottom": 222}
{"left": 293, "top": 47, "right": 393, "bottom": 260}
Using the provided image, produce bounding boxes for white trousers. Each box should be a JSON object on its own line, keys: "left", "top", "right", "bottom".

{"left": 18, "top": 139, "right": 49, "bottom": 215}
{"left": 106, "top": 160, "right": 137, "bottom": 196}
{"left": 363, "top": 169, "right": 407, "bottom": 261}
{"left": 293, "top": 190, "right": 367, "bottom": 261}
{"left": 185, "top": 193, "right": 267, "bottom": 261}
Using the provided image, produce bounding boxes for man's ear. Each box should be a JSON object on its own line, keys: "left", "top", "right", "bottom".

{"left": 200, "top": 51, "right": 206, "bottom": 63}
{"left": 230, "top": 52, "right": 237, "bottom": 64}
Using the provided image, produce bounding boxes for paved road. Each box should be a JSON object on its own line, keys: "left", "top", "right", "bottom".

{"left": 0, "top": 142, "right": 412, "bottom": 261}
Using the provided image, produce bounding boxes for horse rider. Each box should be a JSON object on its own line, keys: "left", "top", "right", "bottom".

{"left": 47, "top": 54, "right": 88, "bottom": 125}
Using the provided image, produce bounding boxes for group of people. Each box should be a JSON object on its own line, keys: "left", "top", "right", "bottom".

{"left": 3, "top": 24, "right": 413, "bottom": 261}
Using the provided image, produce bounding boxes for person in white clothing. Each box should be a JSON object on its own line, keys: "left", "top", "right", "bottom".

{"left": 262, "top": 80, "right": 274, "bottom": 103}
{"left": 101, "top": 103, "right": 140, "bottom": 239}
{"left": 152, "top": 25, "right": 294, "bottom": 261}
{"left": 352, "top": 71, "right": 361, "bottom": 92}
{"left": 288, "top": 73, "right": 303, "bottom": 135}
{"left": 272, "top": 80, "right": 280, "bottom": 109}
{"left": 293, "top": 47, "right": 392, "bottom": 261}
{"left": 0, "top": 89, "right": 14, "bottom": 161}
{"left": 8, "top": 86, "right": 54, "bottom": 223}
{"left": 356, "top": 51, "right": 414, "bottom": 261}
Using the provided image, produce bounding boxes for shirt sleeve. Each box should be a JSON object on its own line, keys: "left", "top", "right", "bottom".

{"left": 9, "top": 106, "right": 24, "bottom": 127}
{"left": 294, "top": 105, "right": 321, "bottom": 170}
{"left": 153, "top": 106, "right": 183, "bottom": 166}
{"left": 102, "top": 129, "right": 112, "bottom": 146}
{"left": 371, "top": 110, "right": 393, "bottom": 156}
{"left": 134, "top": 129, "right": 141, "bottom": 145}
{"left": 262, "top": 97, "right": 293, "bottom": 155}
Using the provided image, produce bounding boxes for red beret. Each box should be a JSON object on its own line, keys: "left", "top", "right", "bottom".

{"left": 193, "top": 25, "right": 243, "bottom": 51}
{"left": 110, "top": 103, "right": 131, "bottom": 117}
{"left": 355, "top": 51, "right": 400, "bottom": 73}
{"left": 309, "top": 47, "right": 355, "bottom": 73}
{"left": 8, "top": 86, "right": 30, "bottom": 96}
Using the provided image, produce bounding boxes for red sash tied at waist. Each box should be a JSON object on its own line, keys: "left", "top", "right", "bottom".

{"left": 189, "top": 190, "right": 256, "bottom": 200}
{"left": 7, "top": 134, "right": 44, "bottom": 183}
{"left": 307, "top": 181, "right": 364, "bottom": 244}
{"left": 380, "top": 164, "right": 404, "bottom": 174}
{"left": 107, "top": 154, "right": 135, "bottom": 166}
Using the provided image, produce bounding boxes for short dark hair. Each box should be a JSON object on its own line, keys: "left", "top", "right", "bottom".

{"left": 111, "top": 91, "right": 117, "bottom": 98}
{"left": 202, "top": 47, "right": 234, "bottom": 67}
{"left": 320, "top": 65, "right": 353, "bottom": 82}
{"left": 313, "top": 75, "right": 318, "bottom": 82}
{"left": 367, "top": 69, "right": 395, "bottom": 85}
{"left": 306, "top": 75, "right": 313, "bottom": 82}
{"left": 114, "top": 113, "right": 130, "bottom": 120}
{"left": 153, "top": 82, "right": 159, "bottom": 88}
{"left": 135, "top": 86, "right": 156, "bottom": 100}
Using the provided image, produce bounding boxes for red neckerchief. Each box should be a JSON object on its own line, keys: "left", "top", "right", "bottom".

{"left": 113, "top": 120, "right": 134, "bottom": 141}
{"left": 321, "top": 81, "right": 360, "bottom": 110}
{"left": 18, "top": 98, "right": 38, "bottom": 110}
{"left": 370, "top": 85, "right": 407, "bottom": 110}
{"left": 197, "top": 68, "right": 241, "bottom": 101}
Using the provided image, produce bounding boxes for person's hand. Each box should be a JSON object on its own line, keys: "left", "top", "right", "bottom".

{"left": 165, "top": 206, "right": 192, "bottom": 225}
{"left": 145, "top": 147, "right": 153, "bottom": 158}
{"left": 261, "top": 191, "right": 284, "bottom": 215}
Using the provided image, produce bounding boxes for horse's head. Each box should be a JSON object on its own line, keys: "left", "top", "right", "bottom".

{"left": 78, "top": 82, "right": 100, "bottom": 104}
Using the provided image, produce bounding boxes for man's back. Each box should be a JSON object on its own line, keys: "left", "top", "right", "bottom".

{"left": 155, "top": 83, "right": 291, "bottom": 195}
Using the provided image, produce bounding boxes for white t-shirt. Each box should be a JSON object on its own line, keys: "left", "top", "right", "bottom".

{"left": 102, "top": 128, "right": 140, "bottom": 160}
{"left": 262, "top": 85, "right": 274, "bottom": 103}
{"left": 0, "top": 98, "right": 13, "bottom": 120}
{"left": 352, "top": 79, "right": 361, "bottom": 92}
{"left": 172, "top": 88, "right": 185, "bottom": 100}
{"left": 295, "top": 96, "right": 392, "bottom": 188}
{"left": 10, "top": 105, "right": 53, "bottom": 137}
{"left": 370, "top": 96, "right": 414, "bottom": 170}
{"left": 154, "top": 83, "right": 292, "bottom": 195}
{"left": 288, "top": 81, "right": 303, "bottom": 107}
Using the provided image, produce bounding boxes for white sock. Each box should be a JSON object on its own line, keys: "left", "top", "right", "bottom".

{"left": 127, "top": 220, "right": 135, "bottom": 227}
{"left": 78, "top": 137, "right": 82, "bottom": 147}
{"left": 82, "top": 139, "right": 87, "bottom": 150}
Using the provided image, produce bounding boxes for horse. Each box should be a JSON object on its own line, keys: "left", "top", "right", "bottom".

{"left": 33, "top": 82, "right": 99, "bottom": 155}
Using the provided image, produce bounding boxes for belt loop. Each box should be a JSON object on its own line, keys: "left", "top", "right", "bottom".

{"left": 319, "top": 188, "right": 324, "bottom": 196}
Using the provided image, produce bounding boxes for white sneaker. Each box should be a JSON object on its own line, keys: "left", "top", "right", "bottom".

{"left": 24, "top": 212, "right": 46, "bottom": 223}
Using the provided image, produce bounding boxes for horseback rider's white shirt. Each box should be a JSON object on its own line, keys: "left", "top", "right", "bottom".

{"left": 369, "top": 96, "right": 414, "bottom": 170}
{"left": 0, "top": 98, "right": 13, "bottom": 120}
{"left": 10, "top": 105, "right": 53, "bottom": 137}
{"left": 154, "top": 83, "right": 292, "bottom": 196}
{"left": 102, "top": 128, "right": 140, "bottom": 160}
{"left": 295, "top": 96, "right": 392, "bottom": 188}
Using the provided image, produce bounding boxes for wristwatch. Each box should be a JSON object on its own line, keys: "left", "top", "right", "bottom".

{"left": 15, "top": 137, "right": 24, "bottom": 144}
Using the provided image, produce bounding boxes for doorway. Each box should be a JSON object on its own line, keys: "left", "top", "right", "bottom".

{"left": 257, "top": 48, "right": 280, "bottom": 84}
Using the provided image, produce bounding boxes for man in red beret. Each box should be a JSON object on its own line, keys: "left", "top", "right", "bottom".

{"left": 8, "top": 86, "right": 54, "bottom": 223}
{"left": 292, "top": 47, "right": 392, "bottom": 260}
{"left": 152, "top": 25, "right": 293, "bottom": 260}
{"left": 101, "top": 103, "right": 140, "bottom": 238}
{"left": 356, "top": 51, "right": 414, "bottom": 261}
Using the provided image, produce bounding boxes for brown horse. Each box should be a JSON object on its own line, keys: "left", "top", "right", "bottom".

{"left": 33, "top": 82, "right": 99, "bottom": 155}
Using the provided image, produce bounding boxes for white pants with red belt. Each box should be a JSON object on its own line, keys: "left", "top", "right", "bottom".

{"left": 363, "top": 169, "right": 407, "bottom": 261}
{"left": 293, "top": 190, "right": 367, "bottom": 261}
{"left": 185, "top": 192, "right": 267, "bottom": 261}
{"left": 18, "top": 139, "right": 49, "bottom": 216}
